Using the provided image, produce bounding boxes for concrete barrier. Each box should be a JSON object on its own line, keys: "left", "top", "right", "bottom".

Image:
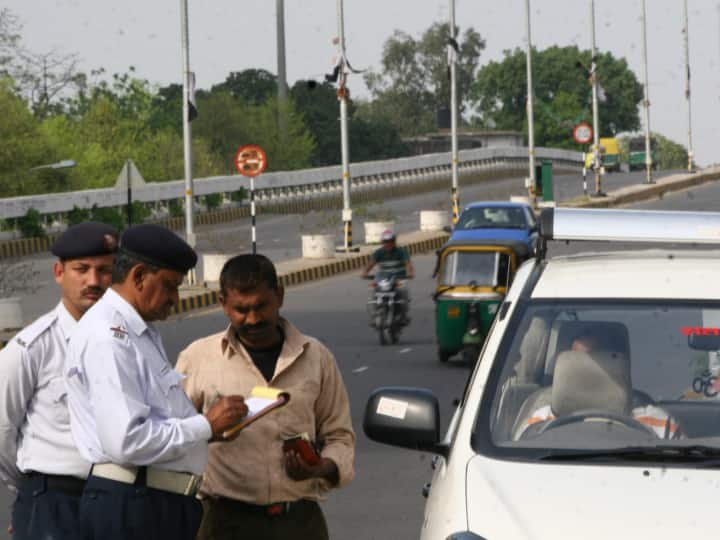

{"left": 202, "top": 253, "right": 231, "bottom": 283}
{"left": 301, "top": 235, "right": 336, "bottom": 259}
{"left": 420, "top": 210, "right": 451, "bottom": 231}
{"left": 364, "top": 222, "right": 395, "bottom": 244}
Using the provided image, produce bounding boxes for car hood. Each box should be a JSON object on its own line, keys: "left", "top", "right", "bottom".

{"left": 465, "top": 455, "right": 719, "bottom": 539}
{"left": 450, "top": 228, "right": 530, "bottom": 243}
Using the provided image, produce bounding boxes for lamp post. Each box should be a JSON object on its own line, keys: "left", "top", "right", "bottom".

{"left": 180, "top": 0, "right": 196, "bottom": 283}
{"left": 449, "top": 0, "right": 460, "bottom": 224}
{"left": 276, "top": 0, "right": 288, "bottom": 141}
{"left": 683, "top": 0, "right": 694, "bottom": 172}
{"left": 641, "top": 0, "right": 654, "bottom": 184}
{"left": 336, "top": 0, "right": 355, "bottom": 252}
{"left": 524, "top": 0, "right": 537, "bottom": 207}
{"left": 589, "top": 0, "right": 605, "bottom": 196}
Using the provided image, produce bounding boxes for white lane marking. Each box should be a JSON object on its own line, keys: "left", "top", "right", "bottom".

{"left": 352, "top": 366, "right": 369, "bottom": 373}
{"left": 399, "top": 348, "right": 412, "bottom": 354}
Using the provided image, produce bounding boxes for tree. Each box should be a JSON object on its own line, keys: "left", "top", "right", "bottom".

{"left": 471, "top": 45, "right": 643, "bottom": 148}
{"left": 211, "top": 69, "right": 279, "bottom": 104}
{"left": 364, "top": 22, "right": 485, "bottom": 136}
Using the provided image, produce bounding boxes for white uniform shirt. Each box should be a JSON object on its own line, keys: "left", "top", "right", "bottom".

{"left": 64, "top": 288, "right": 211, "bottom": 475}
{"left": 0, "top": 302, "right": 91, "bottom": 492}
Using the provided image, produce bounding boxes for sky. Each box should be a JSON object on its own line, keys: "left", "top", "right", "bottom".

{"left": 7, "top": 0, "right": 720, "bottom": 166}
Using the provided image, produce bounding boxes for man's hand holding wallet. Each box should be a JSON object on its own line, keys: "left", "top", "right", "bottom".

{"left": 283, "top": 433, "right": 340, "bottom": 486}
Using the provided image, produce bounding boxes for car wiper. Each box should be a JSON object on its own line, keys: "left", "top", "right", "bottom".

{"left": 539, "top": 445, "right": 720, "bottom": 463}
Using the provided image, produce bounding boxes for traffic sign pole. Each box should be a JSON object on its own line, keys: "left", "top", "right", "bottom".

{"left": 234, "top": 145, "right": 267, "bottom": 256}
{"left": 250, "top": 176, "right": 256, "bottom": 255}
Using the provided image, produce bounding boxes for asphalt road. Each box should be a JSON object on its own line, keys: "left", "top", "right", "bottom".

{"left": 0, "top": 168, "right": 690, "bottom": 537}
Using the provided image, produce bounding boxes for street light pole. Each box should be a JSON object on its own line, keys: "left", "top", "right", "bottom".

{"left": 276, "top": 0, "right": 288, "bottom": 142}
{"left": 641, "top": 0, "right": 654, "bottom": 183}
{"left": 589, "top": 0, "right": 604, "bottom": 196}
{"left": 450, "top": 0, "right": 460, "bottom": 224}
{"left": 524, "top": 0, "right": 537, "bottom": 207}
{"left": 683, "top": 0, "right": 694, "bottom": 172}
{"left": 180, "top": 0, "right": 196, "bottom": 282}
{"left": 336, "top": 0, "right": 354, "bottom": 252}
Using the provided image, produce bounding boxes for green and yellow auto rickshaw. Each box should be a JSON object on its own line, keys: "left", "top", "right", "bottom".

{"left": 433, "top": 239, "right": 531, "bottom": 364}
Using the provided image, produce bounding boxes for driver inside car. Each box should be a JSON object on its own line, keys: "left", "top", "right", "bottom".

{"left": 513, "top": 331, "right": 682, "bottom": 440}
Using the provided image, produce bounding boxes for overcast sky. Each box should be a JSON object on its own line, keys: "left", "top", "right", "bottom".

{"left": 8, "top": 0, "right": 720, "bottom": 166}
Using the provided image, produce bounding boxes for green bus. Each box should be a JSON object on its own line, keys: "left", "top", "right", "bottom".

{"left": 628, "top": 136, "right": 658, "bottom": 171}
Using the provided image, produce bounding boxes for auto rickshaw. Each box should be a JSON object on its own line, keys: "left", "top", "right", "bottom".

{"left": 433, "top": 238, "right": 531, "bottom": 364}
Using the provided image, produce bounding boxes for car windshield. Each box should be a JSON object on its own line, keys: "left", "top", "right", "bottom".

{"left": 481, "top": 300, "right": 720, "bottom": 457}
{"left": 455, "top": 207, "right": 527, "bottom": 230}
{"left": 440, "top": 251, "right": 509, "bottom": 288}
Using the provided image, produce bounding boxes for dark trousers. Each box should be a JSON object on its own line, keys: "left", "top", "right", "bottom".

{"left": 12, "top": 473, "right": 84, "bottom": 540}
{"left": 79, "top": 475, "right": 202, "bottom": 540}
{"left": 197, "top": 497, "right": 329, "bottom": 540}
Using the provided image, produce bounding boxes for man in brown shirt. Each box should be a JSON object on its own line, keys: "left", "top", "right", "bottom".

{"left": 176, "top": 254, "right": 355, "bottom": 540}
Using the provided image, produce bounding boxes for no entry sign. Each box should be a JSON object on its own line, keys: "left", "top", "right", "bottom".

{"left": 235, "top": 145, "right": 267, "bottom": 177}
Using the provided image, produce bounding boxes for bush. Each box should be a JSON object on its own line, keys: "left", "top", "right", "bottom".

{"left": 130, "top": 202, "right": 151, "bottom": 223}
{"left": 168, "top": 199, "right": 184, "bottom": 218}
{"left": 67, "top": 206, "right": 91, "bottom": 226}
{"left": 204, "top": 193, "right": 224, "bottom": 210}
{"left": 17, "top": 208, "right": 46, "bottom": 238}
{"left": 90, "top": 204, "right": 126, "bottom": 230}
{"left": 230, "top": 187, "right": 247, "bottom": 202}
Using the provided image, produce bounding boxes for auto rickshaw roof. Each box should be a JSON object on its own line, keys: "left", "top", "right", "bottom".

{"left": 437, "top": 238, "right": 531, "bottom": 258}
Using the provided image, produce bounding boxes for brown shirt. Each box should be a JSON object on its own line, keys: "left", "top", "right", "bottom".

{"left": 176, "top": 319, "right": 355, "bottom": 504}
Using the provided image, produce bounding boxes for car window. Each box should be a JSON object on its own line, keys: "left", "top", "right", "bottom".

{"left": 456, "top": 207, "right": 527, "bottom": 230}
{"left": 482, "top": 301, "right": 720, "bottom": 454}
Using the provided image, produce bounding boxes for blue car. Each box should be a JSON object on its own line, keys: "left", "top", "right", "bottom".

{"left": 450, "top": 201, "right": 538, "bottom": 251}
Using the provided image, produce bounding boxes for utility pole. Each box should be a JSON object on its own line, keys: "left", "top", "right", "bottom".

{"left": 683, "top": 0, "right": 694, "bottom": 172}
{"left": 180, "top": 0, "right": 196, "bottom": 284}
{"left": 449, "top": 0, "right": 460, "bottom": 224}
{"left": 641, "top": 0, "right": 654, "bottom": 183}
{"left": 276, "top": 0, "right": 288, "bottom": 141}
{"left": 336, "top": 0, "right": 355, "bottom": 252}
{"left": 524, "top": 0, "right": 537, "bottom": 207}
{"left": 589, "top": 0, "right": 605, "bottom": 196}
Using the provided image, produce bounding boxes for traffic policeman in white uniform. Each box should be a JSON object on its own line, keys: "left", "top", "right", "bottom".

{"left": 64, "top": 224, "right": 249, "bottom": 540}
{"left": 0, "top": 222, "right": 118, "bottom": 540}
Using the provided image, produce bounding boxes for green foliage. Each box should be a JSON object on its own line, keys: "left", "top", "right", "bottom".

{"left": 90, "top": 204, "right": 125, "bottom": 230}
{"left": 67, "top": 205, "right": 91, "bottom": 226}
{"left": 17, "top": 208, "right": 45, "bottom": 238}
{"left": 211, "top": 69, "right": 279, "bottom": 104}
{"left": 130, "top": 201, "right": 151, "bottom": 223}
{"left": 230, "top": 187, "right": 247, "bottom": 202}
{"left": 203, "top": 193, "right": 223, "bottom": 210}
{"left": 472, "top": 46, "right": 643, "bottom": 148}
{"left": 651, "top": 133, "right": 688, "bottom": 170}
{"left": 364, "top": 22, "right": 485, "bottom": 136}
{"left": 168, "top": 199, "right": 184, "bottom": 218}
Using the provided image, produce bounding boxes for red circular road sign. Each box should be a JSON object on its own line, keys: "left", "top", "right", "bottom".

{"left": 234, "top": 145, "right": 267, "bottom": 177}
{"left": 573, "top": 123, "right": 593, "bottom": 145}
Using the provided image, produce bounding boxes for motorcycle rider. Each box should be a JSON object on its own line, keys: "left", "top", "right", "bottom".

{"left": 361, "top": 229, "right": 414, "bottom": 324}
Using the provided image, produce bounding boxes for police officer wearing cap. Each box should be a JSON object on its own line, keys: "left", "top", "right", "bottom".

{"left": 0, "top": 221, "right": 118, "bottom": 540}
{"left": 64, "top": 224, "right": 249, "bottom": 540}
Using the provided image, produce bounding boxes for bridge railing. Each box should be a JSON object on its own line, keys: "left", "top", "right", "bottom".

{"left": 0, "top": 146, "right": 581, "bottom": 220}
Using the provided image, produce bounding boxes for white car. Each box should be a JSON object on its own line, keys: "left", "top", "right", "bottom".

{"left": 364, "top": 207, "right": 720, "bottom": 540}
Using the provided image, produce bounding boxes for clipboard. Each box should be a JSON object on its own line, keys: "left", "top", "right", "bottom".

{"left": 222, "top": 386, "right": 290, "bottom": 440}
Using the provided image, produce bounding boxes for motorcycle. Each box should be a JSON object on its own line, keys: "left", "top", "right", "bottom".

{"left": 366, "top": 272, "right": 408, "bottom": 346}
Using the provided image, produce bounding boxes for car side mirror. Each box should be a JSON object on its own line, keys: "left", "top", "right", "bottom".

{"left": 363, "top": 387, "right": 446, "bottom": 456}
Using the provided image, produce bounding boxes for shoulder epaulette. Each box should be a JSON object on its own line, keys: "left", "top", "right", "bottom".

{"left": 12, "top": 310, "right": 58, "bottom": 349}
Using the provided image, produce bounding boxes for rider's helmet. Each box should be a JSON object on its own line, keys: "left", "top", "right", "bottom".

{"left": 380, "top": 229, "right": 396, "bottom": 243}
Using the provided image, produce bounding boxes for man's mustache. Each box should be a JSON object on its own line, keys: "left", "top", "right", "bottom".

{"left": 238, "top": 322, "right": 271, "bottom": 333}
{"left": 82, "top": 287, "right": 104, "bottom": 296}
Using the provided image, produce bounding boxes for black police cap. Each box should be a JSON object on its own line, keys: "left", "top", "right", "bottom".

{"left": 51, "top": 222, "right": 119, "bottom": 260}
{"left": 120, "top": 224, "right": 197, "bottom": 273}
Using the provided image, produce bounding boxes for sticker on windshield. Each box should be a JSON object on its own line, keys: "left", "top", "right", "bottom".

{"left": 376, "top": 397, "right": 408, "bottom": 420}
{"left": 681, "top": 327, "right": 720, "bottom": 336}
